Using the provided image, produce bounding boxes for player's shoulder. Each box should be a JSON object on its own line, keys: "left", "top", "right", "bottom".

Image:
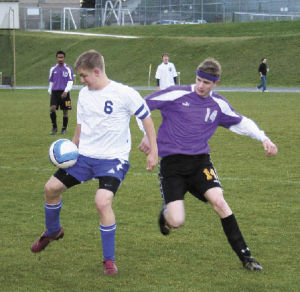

{"left": 50, "top": 64, "right": 58, "bottom": 71}
{"left": 78, "top": 85, "right": 89, "bottom": 96}
{"left": 110, "top": 80, "right": 139, "bottom": 94}
{"left": 64, "top": 63, "right": 73, "bottom": 71}
{"left": 210, "top": 91, "right": 230, "bottom": 103}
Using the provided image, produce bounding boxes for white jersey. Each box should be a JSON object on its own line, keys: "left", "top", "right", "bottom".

{"left": 155, "top": 62, "right": 178, "bottom": 90}
{"left": 77, "top": 80, "right": 150, "bottom": 161}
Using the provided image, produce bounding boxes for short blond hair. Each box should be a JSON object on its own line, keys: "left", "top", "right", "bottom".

{"left": 75, "top": 50, "right": 105, "bottom": 72}
{"left": 197, "top": 58, "right": 221, "bottom": 77}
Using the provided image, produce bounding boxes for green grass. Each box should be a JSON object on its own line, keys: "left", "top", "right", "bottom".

{"left": 1, "top": 20, "right": 300, "bottom": 87}
{"left": 0, "top": 89, "right": 299, "bottom": 291}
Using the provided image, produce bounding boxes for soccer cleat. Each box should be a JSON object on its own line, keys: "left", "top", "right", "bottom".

{"left": 61, "top": 128, "right": 67, "bottom": 135}
{"left": 243, "top": 256, "right": 263, "bottom": 271}
{"left": 158, "top": 209, "right": 170, "bottom": 236}
{"left": 30, "top": 227, "right": 64, "bottom": 253}
{"left": 50, "top": 128, "right": 57, "bottom": 135}
{"left": 103, "top": 260, "right": 118, "bottom": 275}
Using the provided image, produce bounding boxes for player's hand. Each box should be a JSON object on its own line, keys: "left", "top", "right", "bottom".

{"left": 139, "top": 136, "right": 158, "bottom": 170}
{"left": 138, "top": 136, "right": 151, "bottom": 154}
{"left": 263, "top": 139, "right": 278, "bottom": 156}
{"left": 61, "top": 92, "right": 67, "bottom": 98}
{"left": 146, "top": 151, "right": 158, "bottom": 171}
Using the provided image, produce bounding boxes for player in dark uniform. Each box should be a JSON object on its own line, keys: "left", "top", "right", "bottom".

{"left": 138, "top": 58, "right": 278, "bottom": 271}
{"left": 48, "top": 50, "right": 74, "bottom": 135}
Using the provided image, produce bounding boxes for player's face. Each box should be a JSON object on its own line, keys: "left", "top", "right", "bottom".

{"left": 195, "top": 76, "right": 217, "bottom": 97}
{"left": 77, "top": 68, "right": 99, "bottom": 90}
{"left": 162, "top": 55, "right": 169, "bottom": 63}
{"left": 56, "top": 54, "right": 65, "bottom": 65}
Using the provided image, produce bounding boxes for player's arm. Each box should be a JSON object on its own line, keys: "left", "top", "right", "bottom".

{"left": 72, "top": 124, "right": 81, "bottom": 147}
{"left": 62, "top": 68, "right": 74, "bottom": 98}
{"left": 229, "top": 116, "right": 278, "bottom": 156}
{"left": 48, "top": 82, "right": 53, "bottom": 95}
{"left": 48, "top": 67, "right": 54, "bottom": 95}
{"left": 140, "top": 116, "right": 158, "bottom": 171}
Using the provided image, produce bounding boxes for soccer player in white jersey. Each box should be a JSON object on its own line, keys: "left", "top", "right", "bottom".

{"left": 155, "top": 53, "right": 178, "bottom": 90}
{"left": 31, "top": 50, "right": 158, "bottom": 275}
{"left": 139, "top": 58, "right": 277, "bottom": 271}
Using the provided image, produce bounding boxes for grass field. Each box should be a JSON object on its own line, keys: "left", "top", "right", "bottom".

{"left": 0, "top": 89, "right": 299, "bottom": 292}
{"left": 1, "top": 20, "right": 300, "bottom": 87}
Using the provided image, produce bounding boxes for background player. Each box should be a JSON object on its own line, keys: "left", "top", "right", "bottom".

{"left": 138, "top": 58, "right": 277, "bottom": 271}
{"left": 31, "top": 50, "right": 158, "bottom": 275}
{"left": 48, "top": 50, "right": 74, "bottom": 135}
{"left": 155, "top": 53, "right": 178, "bottom": 90}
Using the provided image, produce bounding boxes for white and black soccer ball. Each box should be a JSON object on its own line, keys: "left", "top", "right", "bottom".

{"left": 49, "top": 139, "right": 79, "bottom": 169}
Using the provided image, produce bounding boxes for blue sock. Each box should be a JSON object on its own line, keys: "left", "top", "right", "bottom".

{"left": 100, "top": 223, "right": 116, "bottom": 261}
{"left": 45, "top": 201, "right": 62, "bottom": 236}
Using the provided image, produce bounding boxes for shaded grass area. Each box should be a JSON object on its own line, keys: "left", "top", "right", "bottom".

{"left": 2, "top": 20, "right": 300, "bottom": 87}
{"left": 0, "top": 89, "right": 299, "bottom": 291}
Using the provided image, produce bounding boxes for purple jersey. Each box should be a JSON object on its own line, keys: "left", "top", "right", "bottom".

{"left": 145, "top": 85, "right": 242, "bottom": 157}
{"left": 49, "top": 64, "right": 74, "bottom": 91}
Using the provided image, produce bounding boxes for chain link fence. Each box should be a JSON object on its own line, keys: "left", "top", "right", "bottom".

{"left": 19, "top": 0, "right": 300, "bottom": 30}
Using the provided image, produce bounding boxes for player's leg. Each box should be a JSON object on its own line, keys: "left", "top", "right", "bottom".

{"left": 204, "top": 188, "right": 262, "bottom": 271}
{"left": 50, "top": 91, "right": 60, "bottom": 135}
{"left": 61, "top": 109, "right": 68, "bottom": 134}
{"left": 50, "top": 105, "right": 57, "bottom": 135}
{"left": 31, "top": 169, "right": 81, "bottom": 253}
{"left": 164, "top": 200, "right": 185, "bottom": 228}
{"left": 158, "top": 156, "right": 188, "bottom": 235}
{"left": 158, "top": 176, "right": 186, "bottom": 235}
{"left": 95, "top": 177, "right": 121, "bottom": 275}
{"left": 61, "top": 93, "right": 71, "bottom": 134}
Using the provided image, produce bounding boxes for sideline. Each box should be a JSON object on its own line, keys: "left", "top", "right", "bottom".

{"left": 42, "top": 30, "right": 139, "bottom": 39}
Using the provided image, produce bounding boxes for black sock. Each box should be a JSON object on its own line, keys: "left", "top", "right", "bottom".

{"left": 50, "top": 112, "right": 57, "bottom": 129}
{"left": 221, "top": 214, "right": 250, "bottom": 262}
{"left": 63, "top": 117, "right": 68, "bottom": 129}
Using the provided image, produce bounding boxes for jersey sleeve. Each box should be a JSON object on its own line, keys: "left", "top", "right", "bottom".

{"left": 145, "top": 86, "right": 191, "bottom": 111}
{"left": 171, "top": 63, "right": 178, "bottom": 77}
{"left": 211, "top": 95, "right": 242, "bottom": 128}
{"left": 48, "top": 66, "right": 54, "bottom": 82}
{"left": 126, "top": 87, "right": 150, "bottom": 120}
{"left": 155, "top": 64, "right": 161, "bottom": 79}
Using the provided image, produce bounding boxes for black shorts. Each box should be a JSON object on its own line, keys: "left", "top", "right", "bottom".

{"left": 50, "top": 90, "right": 72, "bottom": 110}
{"left": 159, "top": 154, "right": 222, "bottom": 204}
{"left": 54, "top": 168, "right": 121, "bottom": 195}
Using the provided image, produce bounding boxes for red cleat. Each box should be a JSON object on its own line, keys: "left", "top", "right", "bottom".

{"left": 103, "top": 260, "right": 118, "bottom": 275}
{"left": 30, "top": 227, "right": 64, "bottom": 253}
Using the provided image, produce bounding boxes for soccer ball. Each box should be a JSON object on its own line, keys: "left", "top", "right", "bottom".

{"left": 49, "top": 139, "right": 79, "bottom": 169}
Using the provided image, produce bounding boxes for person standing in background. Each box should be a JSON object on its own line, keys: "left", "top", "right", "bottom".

{"left": 48, "top": 50, "right": 74, "bottom": 135}
{"left": 257, "top": 58, "right": 269, "bottom": 92}
{"left": 155, "top": 53, "right": 178, "bottom": 90}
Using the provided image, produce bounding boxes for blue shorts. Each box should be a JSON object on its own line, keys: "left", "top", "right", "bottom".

{"left": 66, "top": 154, "right": 130, "bottom": 183}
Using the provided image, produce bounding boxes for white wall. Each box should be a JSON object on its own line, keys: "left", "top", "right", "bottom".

{"left": 0, "top": 3, "right": 20, "bottom": 29}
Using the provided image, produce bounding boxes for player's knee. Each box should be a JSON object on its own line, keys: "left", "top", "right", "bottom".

{"left": 212, "top": 198, "right": 228, "bottom": 213}
{"left": 44, "top": 181, "right": 61, "bottom": 200}
{"left": 95, "top": 195, "right": 112, "bottom": 214}
{"left": 166, "top": 213, "right": 185, "bottom": 228}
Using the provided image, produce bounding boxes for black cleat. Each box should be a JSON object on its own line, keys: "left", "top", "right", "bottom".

{"left": 50, "top": 128, "right": 57, "bottom": 135}
{"left": 158, "top": 209, "right": 170, "bottom": 236}
{"left": 61, "top": 128, "right": 67, "bottom": 135}
{"left": 243, "top": 256, "right": 263, "bottom": 271}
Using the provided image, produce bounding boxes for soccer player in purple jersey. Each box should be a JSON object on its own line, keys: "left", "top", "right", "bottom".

{"left": 48, "top": 50, "right": 74, "bottom": 135}
{"left": 138, "top": 58, "right": 278, "bottom": 271}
